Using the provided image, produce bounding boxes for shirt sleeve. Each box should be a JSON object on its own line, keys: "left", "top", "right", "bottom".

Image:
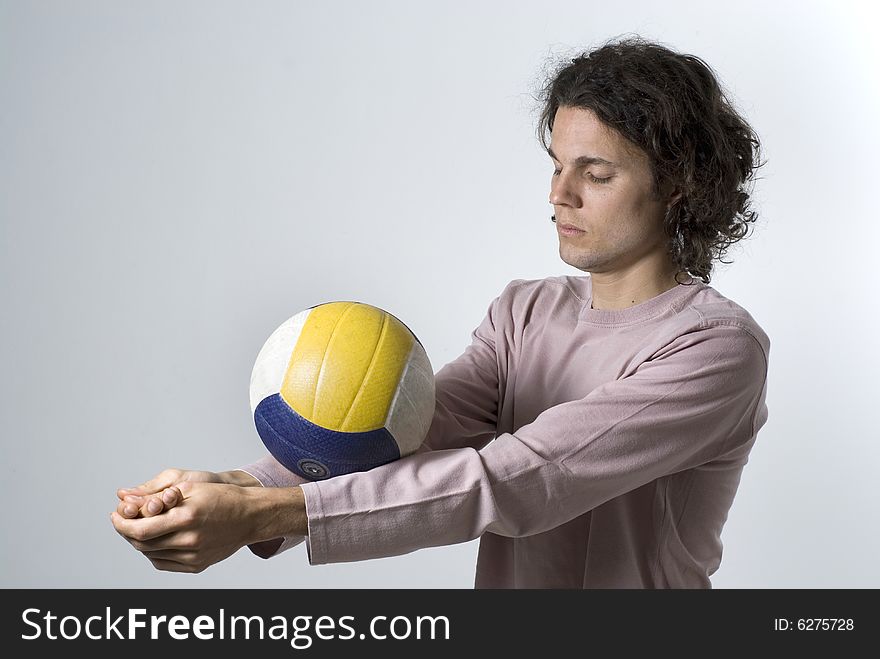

{"left": 236, "top": 283, "right": 511, "bottom": 559}
{"left": 298, "top": 322, "right": 770, "bottom": 565}
{"left": 415, "top": 282, "right": 508, "bottom": 453}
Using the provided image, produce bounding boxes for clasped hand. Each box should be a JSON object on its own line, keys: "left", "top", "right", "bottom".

{"left": 111, "top": 469, "right": 265, "bottom": 573}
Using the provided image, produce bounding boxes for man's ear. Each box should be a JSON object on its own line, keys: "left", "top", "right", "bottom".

{"left": 663, "top": 179, "right": 683, "bottom": 208}
{"left": 658, "top": 178, "right": 682, "bottom": 209}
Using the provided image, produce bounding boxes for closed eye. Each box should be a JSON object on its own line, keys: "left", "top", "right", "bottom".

{"left": 553, "top": 169, "right": 612, "bottom": 185}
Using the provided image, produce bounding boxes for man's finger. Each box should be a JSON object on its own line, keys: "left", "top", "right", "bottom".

{"left": 117, "top": 480, "right": 165, "bottom": 498}
{"left": 143, "top": 487, "right": 183, "bottom": 517}
{"left": 142, "top": 548, "right": 197, "bottom": 562}
{"left": 162, "top": 486, "right": 182, "bottom": 507}
{"left": 117, "top": 499, "right": 140, "bottom": 518}
{"left": 147, "top": 557, "right": 201, "bottom": 574}
{"left": 140, "top": 495, "right": 165, "bottom": 517}
{"left": 125, "top": 529, "right": 196, "bottom": 552}
{"left": 116, "top": 494, "right": 159, "bottom": 518}
{"left": 118, "top": 486, "right": 154, "bottom": 499}
{"left": 117, "top": 486, "right": 185, "bottom": 519}
{"left": 117, "top": 472, "right": 177, "bottom": 499}
{"left": 110, "top": 510, "right": 184, "bottom": 542}
{"left": 145, "top": 556, "right": 192, "bottom": 573}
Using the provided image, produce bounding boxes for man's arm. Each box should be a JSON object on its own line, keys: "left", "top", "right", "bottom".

{"left": 294, "top": 323, "right": 769, "bottom": 565}
{"left": 111, "top": 283, "right": 521, "bottom": 570}
{"left": 233, "top": 456, "right": 311, "bottom": 557}
{"left": 112, "top": 323, "right": 768, "bottom": 572}
{"left": 230, "top": 283, "right": 513, "bottom": 558}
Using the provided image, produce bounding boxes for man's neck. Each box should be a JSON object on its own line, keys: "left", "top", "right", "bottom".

{"left": 590, "top": 271, "right": 687, "bottom": 311}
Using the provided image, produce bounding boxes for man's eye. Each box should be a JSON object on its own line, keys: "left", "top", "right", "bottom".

{"left": 552, "top": 168, "right": 612, "bottom": 184}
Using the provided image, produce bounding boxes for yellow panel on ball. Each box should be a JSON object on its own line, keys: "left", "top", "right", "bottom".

{"left": 338, "top": 309, "right": 414, "bottom": 432}
{"left": 279, "top": 302, "right": 354, "bottom": 419}
{"left": 279, "top": 302, "right": 414, "bottom": 432}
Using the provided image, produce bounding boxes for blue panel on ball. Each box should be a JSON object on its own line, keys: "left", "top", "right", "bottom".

{"left": 254, "top": 393, "right": 401, "bottom": 480}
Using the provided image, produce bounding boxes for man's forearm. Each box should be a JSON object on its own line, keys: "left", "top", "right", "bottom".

{"left": 218, "top": 469, "right": 262, "bottom": 487}
{"left": 247, "top": 485, "right": 309, "bottom": 542}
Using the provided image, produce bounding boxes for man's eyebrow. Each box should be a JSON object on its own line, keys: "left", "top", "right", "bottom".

{"left": 546, "top": 147, "right": 617, "bottom": 167}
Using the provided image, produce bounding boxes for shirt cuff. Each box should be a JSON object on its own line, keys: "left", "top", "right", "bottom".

{"left": 300, "top": 481, "right": 324, "bottom": 565}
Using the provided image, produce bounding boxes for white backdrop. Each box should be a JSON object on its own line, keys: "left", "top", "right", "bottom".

{"left": 1, "top": 0, "right": 878, "bottom": 588}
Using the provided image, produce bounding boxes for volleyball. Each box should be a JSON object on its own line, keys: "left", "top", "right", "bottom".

{"left": 248, "top": 301, "right": 435, "bottom": 481}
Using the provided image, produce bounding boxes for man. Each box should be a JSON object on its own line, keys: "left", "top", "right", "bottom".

{"left": 112, "top": 35, "right": 770, "bottom": 588}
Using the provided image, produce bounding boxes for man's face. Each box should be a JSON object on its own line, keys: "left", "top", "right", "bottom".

{"left": 548, "top": 105, "right": 670, "bottom": 274}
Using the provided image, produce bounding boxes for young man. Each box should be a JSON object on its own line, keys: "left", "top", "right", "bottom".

{"left": 112, "top": 36, "right": 770, "bottom": 588}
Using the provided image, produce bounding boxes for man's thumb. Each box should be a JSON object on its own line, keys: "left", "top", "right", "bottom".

{"left": 117, "top": 472, "right": 176, "bottom": 499}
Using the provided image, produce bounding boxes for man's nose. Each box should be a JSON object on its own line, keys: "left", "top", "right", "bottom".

{"left": 549, "top": 184, "right": 575, "bottom": 207}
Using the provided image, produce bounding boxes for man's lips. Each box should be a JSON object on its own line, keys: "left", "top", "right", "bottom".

{"left": 557, "top": 223, "right": 584, "bottom": 232}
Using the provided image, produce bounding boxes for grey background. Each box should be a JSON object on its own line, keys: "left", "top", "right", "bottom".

{"left": 2, "top": 0, "right": 877, "bottom": 588}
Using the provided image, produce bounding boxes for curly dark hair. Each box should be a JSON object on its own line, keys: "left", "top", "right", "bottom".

{"left": 533, "top": 34, "right": 766, "bottom": 284}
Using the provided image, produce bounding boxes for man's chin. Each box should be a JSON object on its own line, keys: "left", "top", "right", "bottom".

{"left": 559, "top": 250, "right": 593, "bottom": 273}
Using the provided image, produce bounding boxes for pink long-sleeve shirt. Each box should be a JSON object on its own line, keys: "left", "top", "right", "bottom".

{"left": 239, "top": 274, "right": 770, "bottom": 588}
